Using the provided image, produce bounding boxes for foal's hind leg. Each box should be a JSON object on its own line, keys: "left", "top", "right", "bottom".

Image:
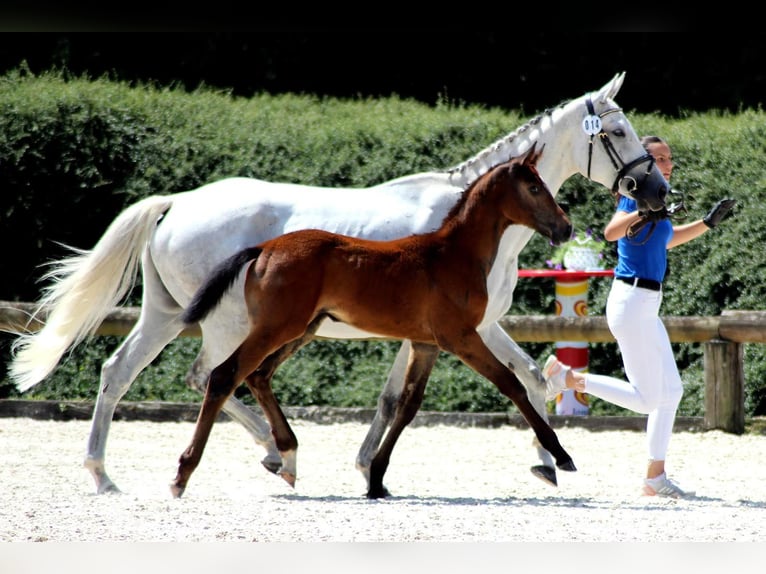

{"left": 171, "top": 351, "right": 243, "bottom": 498}
{"left": 241, "top": 318, "right": 326, "bottom": 487}
{"left": 243, "top": 371, "right": 299, "bottom": 487}
{"left": 185, "top": 346, "right": 282, "bottom": 474}
{"left": 367, "top": 342, "right": 439, "bottom": 499}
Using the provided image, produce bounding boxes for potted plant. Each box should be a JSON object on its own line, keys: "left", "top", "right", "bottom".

{"left": 546, "top": 228, "right": 607, "bottom": 271}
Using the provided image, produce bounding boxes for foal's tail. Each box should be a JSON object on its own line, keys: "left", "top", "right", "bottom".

{"left": 182, "top": 246, "right": 263, "bottom": 325}
{"left": 10, "top": 195, "right": 174, "bottom": 392}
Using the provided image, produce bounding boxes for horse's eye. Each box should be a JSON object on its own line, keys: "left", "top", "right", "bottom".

{"left": 530, "top": 185, "right": 540, "bottom": 194}
{"left": 612, "top": 128, "right": 625, "bottom": 138}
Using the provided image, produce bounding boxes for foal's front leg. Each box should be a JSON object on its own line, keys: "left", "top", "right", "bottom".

{"left": 481, "top": 323, "right": 559, "bottom": 486}
{"left": 442, "top": 331, "right": 576, "bottom": 473}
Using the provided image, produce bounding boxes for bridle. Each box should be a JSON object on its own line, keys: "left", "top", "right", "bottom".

{"left": 584, "top": 95, "right": 677, "bottom": 244}
{"left": 584, "top": 96, "right": 656, "bottom": 197}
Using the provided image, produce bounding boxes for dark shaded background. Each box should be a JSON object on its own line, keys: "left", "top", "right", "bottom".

{"left": 0, "top": 31, "right": 763, "bottom": 116}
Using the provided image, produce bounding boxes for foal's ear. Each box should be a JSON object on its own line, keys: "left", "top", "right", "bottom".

{"left": 522, "top": 142, "right": 544, "bottom": 166}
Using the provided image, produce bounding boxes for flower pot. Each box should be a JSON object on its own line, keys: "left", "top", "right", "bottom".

{"left": 563, "top": 246, "right": 603, "bottom": 271}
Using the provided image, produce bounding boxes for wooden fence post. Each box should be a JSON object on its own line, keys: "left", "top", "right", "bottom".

{"left": 703, "top": 339, "right": 745, "bottom": 434}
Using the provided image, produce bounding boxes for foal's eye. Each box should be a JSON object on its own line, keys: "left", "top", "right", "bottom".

{"left": 529, "top": 185, "right": 540, "bottom": 195}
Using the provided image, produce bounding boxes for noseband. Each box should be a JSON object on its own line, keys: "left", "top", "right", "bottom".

{"left": 584, "top": 97, "right": 655, "bottom": 196}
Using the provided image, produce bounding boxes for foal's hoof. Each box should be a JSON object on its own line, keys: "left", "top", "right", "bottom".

{"left": 366, "top": 484, "right": 391, "bottom": 499}
{"left": 557, "top": 459, "right": 577, "bottom": 472}
{"left": 530, "top": 465, "right": 558, "bottom": 487}
{"left": 169, "top": 483, "right": 185, "bottom": 499}
{"left": 279, "top": 471, "right": 296, "bottom": 488}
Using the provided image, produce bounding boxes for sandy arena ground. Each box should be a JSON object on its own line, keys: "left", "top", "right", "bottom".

{"left": 1, "top": 417, "right": 764, "bottom": 571}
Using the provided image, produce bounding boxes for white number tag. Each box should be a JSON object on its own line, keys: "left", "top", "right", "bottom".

{"left": 582, "top": 115, "right": 602, "bottom": 135}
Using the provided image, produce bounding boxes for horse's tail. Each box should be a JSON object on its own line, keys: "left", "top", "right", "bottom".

{"left": 10, "top": 195, "right": 174, "bottom": 392}
{"left": 182, "top": 246, "right": 263, "bottom": 325}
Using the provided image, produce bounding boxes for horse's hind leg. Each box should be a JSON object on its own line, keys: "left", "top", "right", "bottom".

{"left": 356, "top": 340, "right": 411, "bottom": 489}
{"left": 185, "top": 346, "right": 282, "bottom": 474}
{"left": 85, "top": 303, "right": 184, "bottom": 494}
{"left": 367, "top": 342, "right": 439, "bottom": 499}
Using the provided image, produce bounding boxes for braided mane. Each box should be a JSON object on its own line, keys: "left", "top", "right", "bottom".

{"left": 447, "top": 101, "right": 567, "bottom": 189}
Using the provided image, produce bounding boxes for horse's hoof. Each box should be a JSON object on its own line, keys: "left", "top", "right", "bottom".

{"left": 530, "top": 465, "right": 558, "bottom": 487}
{"left": 261, "top": 459, "right": 282, "bottom": 475}
{"left": 169, "top": 483, "right": 185, "bottom": 499}
{"left": 96, "top": 482, "right": 122, "bottom": 495}
{"left": 557, "top": 459, "right": 577, "bottom": 472}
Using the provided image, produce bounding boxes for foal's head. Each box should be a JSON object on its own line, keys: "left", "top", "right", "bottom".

{"left": 496, "top": 144, "right": 572, "bottom": 246}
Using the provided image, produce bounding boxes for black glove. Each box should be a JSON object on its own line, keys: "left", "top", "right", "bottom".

{"left": 703, "top": 198, "right": 736, "bottom": 228}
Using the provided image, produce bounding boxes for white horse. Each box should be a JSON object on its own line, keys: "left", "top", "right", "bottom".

{"left": 10, "top": 72, "right": 668, "bottom": 494}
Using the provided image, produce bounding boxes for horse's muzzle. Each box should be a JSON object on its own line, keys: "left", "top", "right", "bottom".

{"left": 617, "top": 156, "right": 669, "bottom": 213}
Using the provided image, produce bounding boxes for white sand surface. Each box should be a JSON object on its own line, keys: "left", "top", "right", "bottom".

{"left": 1, "top": 417, "right": 764, "bottom": 545}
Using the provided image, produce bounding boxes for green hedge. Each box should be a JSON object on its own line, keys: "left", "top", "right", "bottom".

{"left": 2, "top": 67, "right": 764, "bottom": 417}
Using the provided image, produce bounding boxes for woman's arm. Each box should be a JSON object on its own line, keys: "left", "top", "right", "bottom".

{"left": 667, "top": 220, "right": 708, "bottom": 249}
{"left": 603, "top": 209, "right": 644, "bottom": 241}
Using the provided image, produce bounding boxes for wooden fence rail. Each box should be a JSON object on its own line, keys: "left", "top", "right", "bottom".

{"left": 2, "top": 301, "right": 764, "bottom": 434}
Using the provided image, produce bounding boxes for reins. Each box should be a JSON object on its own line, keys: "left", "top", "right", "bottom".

{"left": 626, "top": 188, "right": 688, "bottom": 244}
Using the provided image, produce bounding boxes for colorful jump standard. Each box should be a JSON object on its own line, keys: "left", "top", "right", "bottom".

{"left": 518, "top": 268, "right": 614, "bottom": 415}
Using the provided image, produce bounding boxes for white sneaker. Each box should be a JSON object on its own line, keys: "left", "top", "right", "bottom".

{"left": 642, "top": 473, "right": 695, "bottom": 499}
{"left": 542, "top": 355, "right": 570, "bottom": 401}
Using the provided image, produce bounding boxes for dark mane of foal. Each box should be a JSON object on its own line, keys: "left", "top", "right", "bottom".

{"left": 442, "top": 156, "right": 531, "bottom": 223}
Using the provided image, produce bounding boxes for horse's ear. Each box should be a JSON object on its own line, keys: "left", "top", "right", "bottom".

{"left": 597, "top": 71, "right": 625, "bottom": 102}
{"left": 522, "top": 142, "right": 544, "bottom": 166}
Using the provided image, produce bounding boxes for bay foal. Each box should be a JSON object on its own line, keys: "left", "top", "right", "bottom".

{"left": 172, "top": 144, "right": 576, "bottom": 498}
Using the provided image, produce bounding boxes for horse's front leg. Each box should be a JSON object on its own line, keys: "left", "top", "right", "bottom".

{"left": 367, "top": 342, "right": 439, "bottom": 499}
{"left": 481, "top": 322, "right": 559, "bottom": 486}
{"left": 356, "top": 340, "right": 411, "bottom": 488}
{"left": 171, "top": 354, "right": 240, "bottom": 498}
{"left": 444, "top": 331, "right": 576, "bottom": 473}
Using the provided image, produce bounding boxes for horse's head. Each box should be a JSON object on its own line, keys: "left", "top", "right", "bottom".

{"left": 573, "top": 72, "right": 668, "bottom": 213}
{"left": 504, "top": 144, "right": 572, "bottom": 245}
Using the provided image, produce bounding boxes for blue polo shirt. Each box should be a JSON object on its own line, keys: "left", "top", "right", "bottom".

{"left": 613, "top": 196, "right": 673, "bottom": 283}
